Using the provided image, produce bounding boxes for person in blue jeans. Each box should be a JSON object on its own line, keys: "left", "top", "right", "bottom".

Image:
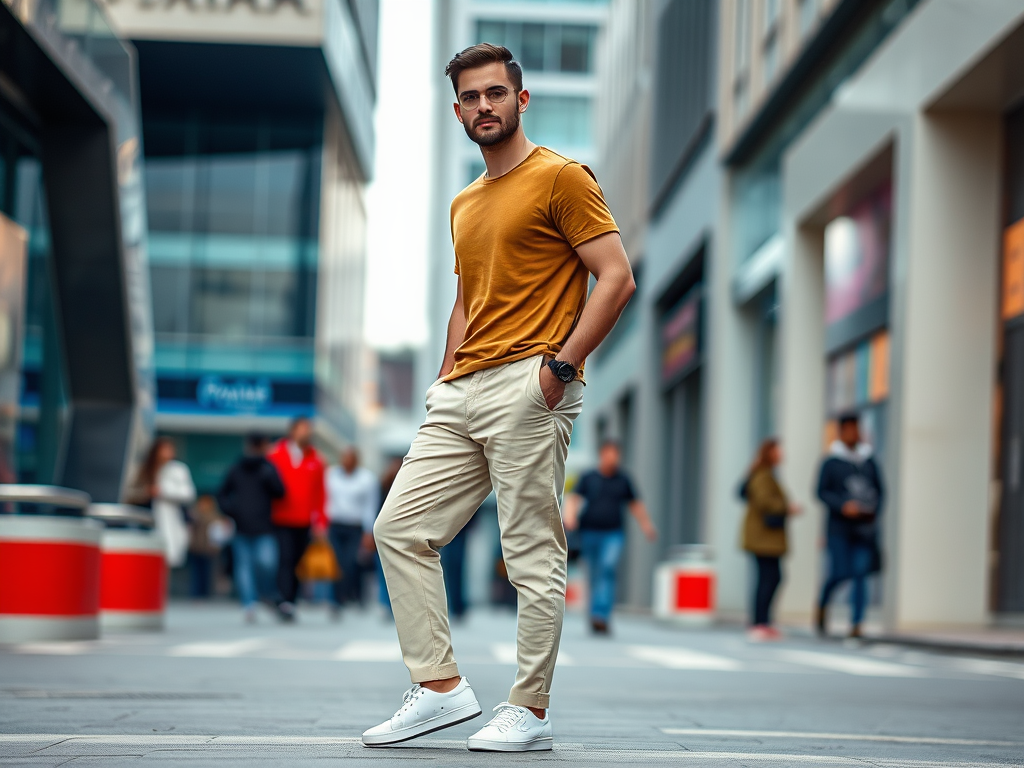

{"left": 816, "top": 413, "right": 884, "bottom": 639}
{"left": 217, "top": 434, "right": 286, "bottom": 622}
{"left": 563, "top": 440, "right": 656, "bottom": 634}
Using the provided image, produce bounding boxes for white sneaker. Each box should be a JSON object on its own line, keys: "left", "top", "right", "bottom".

{"left": 467, "top": 702, "right": 553, "bottom": 752}
{"left": 361, "top": 678, "right": 481, "bottom": 746}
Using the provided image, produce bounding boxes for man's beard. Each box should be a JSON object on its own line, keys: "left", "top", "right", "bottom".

{"left": 464, "top": 109, "right": 520, "bottom": 147}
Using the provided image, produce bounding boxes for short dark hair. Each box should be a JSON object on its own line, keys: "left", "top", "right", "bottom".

{"left": 245, "top": 432, "right": 267, "bottom": 450}
{"left": 289, "top": 415, "right": 311, "bottom": 432}
{"left": 445, "top": 43, "right": 523, "bottom": 95}
{"left": 838, "top": 412, "right": 860, "bottom": 429}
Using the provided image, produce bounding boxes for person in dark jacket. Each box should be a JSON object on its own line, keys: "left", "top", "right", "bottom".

{"left": 740, "top": 438, "right": 800, "bottom": 641}
{"left": 815, "top": 413, "right": 884, "bottom": 639}
{"left": 217, "top": 434, "right": 285, "bottom": 622}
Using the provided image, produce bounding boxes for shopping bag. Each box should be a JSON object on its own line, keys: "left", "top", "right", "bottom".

{"left": 295, "top": 538, "right": 341, "bottom": 582}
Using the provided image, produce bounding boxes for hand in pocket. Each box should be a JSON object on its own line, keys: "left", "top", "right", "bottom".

{"left": 539, "top": 365, "right": 567, "bottom": 410}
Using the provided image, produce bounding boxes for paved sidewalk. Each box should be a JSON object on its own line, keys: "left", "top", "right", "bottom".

{"left": 876, "top": 627, "right": 1024, "bottom": 656}
{"left": 1, "top": 602, "right": 1023, "bottom": 766}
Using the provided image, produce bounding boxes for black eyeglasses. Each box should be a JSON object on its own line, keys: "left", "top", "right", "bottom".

{"left": 458, "top": 87, "right": 511, "bottom": 111}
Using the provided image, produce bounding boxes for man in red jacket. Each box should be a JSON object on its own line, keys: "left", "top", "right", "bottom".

{"left": 267, "top": 416, "right": 327, "bottom": 621}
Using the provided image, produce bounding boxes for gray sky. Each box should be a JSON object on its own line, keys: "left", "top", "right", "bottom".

{"left": 364, "top": 0, "right": 434, "bottom": 350}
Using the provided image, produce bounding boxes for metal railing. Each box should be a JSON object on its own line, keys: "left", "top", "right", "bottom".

{"left": 87, "top": 503, "right": 154, "bottom": 529}
{"left": 0, "top": 484, "right": 91, "bottom": 511}
{"left": 0, "top": 485, "right": 154, "bottom": 528}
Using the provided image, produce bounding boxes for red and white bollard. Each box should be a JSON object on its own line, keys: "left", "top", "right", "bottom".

{"left": 99, "top": 528, "right": 167, "bottom": 631}
{"left": 0, "top": 515, "right": 103, "bottom": 642}
{"left": 653, "top": 549, "right": 716, "bottom": 625}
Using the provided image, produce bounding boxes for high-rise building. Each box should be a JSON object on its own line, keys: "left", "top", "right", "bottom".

{"left": 1, "top": 0, "right": 153, "bottom": 501}
{"left": 582, "top": 0, "right": 719, "bottom": 607}
{"left": 100, "top": 0, "right": 379, "bottom": 491}
{"left": 423, "top": 0, "right": 609, "bottom": 398}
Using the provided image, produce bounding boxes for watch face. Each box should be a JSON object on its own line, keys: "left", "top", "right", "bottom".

{"left": 556, "top": 364, "right": 575, "bottom": 382}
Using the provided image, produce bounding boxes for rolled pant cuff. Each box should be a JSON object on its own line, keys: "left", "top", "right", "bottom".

{"left": 409, "top": 662, "right": 460, "bottom": 683}
{"left": 508, "top": 691, "right": 550, "bottom": 709}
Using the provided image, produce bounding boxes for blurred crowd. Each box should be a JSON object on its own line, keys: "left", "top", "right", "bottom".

{"left": 127, "top": 411, "right": 884, "bottom": 637}
{"left": 127, "top": 417, "right": 403, "bottom": 623}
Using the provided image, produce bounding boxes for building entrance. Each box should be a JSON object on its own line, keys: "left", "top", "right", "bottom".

{"left": 996, "top": 102, "right": 1024, "bottom": 613}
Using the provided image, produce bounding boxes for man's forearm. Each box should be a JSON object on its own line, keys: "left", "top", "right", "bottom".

{"left": 437, "top": 303, "right": 467, "bottom": 379}
{"left": 557, "top": 268, "right": 635, "bottom": 368}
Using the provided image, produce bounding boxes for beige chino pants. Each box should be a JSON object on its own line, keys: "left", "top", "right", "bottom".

{"left": 374, "top": 355, "right": 583, "bottom": 709}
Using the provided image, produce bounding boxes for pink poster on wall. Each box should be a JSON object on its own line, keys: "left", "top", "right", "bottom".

{"left": 824, "top": 181, "right": 892, "bottom": 327}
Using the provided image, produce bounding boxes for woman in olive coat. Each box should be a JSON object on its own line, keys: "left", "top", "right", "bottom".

{"left": 741, "top": 438, "right": 799, "bottom": 640}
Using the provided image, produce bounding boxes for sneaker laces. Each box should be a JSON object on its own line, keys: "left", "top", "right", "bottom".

{"left": 488, "top": 702, "right": 527, "bottom": 732}
{"left": 395, "top": 685, "right": 424, "bottom": 716}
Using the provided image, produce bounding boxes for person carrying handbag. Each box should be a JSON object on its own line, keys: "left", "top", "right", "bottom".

{"left": 740, "top": 438, "right": 800, "bottom": 641}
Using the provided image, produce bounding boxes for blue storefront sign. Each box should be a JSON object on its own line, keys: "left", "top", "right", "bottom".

{"left": 156, "top": 375, "right": 314, "bottom": 417}
{"left": 197, "top": 376, "right": 272, "bottom": 412}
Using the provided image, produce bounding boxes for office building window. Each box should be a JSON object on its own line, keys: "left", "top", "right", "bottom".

{"left": 734, "top": 77, "right": 750, "bottom": 121}
{"left": 763, "top": 0, "right": 781, "bottom": 84}
{"left": 525, "top": 95, "right": 592, "bottom": 149}
{"left": 143, "top": 113, "right": 321, "bottom": 347}
{"left": 474, "top": 21, "right": 597, "bottom": 74}
{"left": 734, "top": 0, "right": 751, "bottom": 72}
{"left": 651, "top": 0, "right": 715, "bottom": 205}
{"left": 799, "top": 0, "right": 819, "bottom": 36}
{"left": 763, "top": 35, "right": 780, "bottom": 83}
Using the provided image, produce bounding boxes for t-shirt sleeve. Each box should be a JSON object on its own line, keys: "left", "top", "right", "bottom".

{"left": 450, "top": 203, "right": 460, "bottom": 274}
{"left": 550, "top": 162, "right": 619, "bottom": 249}
{"left": 572, "top": 472, "right": 590, "bottom": 498}
{"left": 623, "top": 475, "right": 638, "bottom": 502}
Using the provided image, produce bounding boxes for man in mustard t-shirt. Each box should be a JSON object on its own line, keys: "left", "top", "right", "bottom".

{"left": 362, "top": 43, "right": 636, "bottom": 752}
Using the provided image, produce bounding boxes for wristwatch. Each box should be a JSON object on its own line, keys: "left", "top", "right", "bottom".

{"left": 547, "top": 359, "right": 578, "bottom": 383}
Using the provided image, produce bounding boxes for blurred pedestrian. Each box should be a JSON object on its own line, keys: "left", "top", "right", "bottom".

{"left": 375, "top": 457, "right": 404, "bottom": 614}
{"left": 129, "top": 437, "right": 195, "bottom": 569}
{"left": 217, "top": 433, "right": 285, "bottom": 623}
{"left": 740, "top": 438, "right": 800, "bottom": 641}
{"left": 442, "top": 498, "right": 487, "bottom": 622}
{"left": 187, "top": 495, "right": 231, "bottom": 598}
{"left": 267, "top": 416, "right": 327, "bottom": 622}
{"left": 563, "top": 440, "right": 656, "bottom": 635}
{"left": 816, "top": 413, "right": 885, "bottom": 639}
{"left": 325, "top": 446, "right": 379, "bottom": 617}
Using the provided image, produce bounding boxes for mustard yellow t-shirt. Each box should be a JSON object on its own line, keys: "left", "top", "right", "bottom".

{"left": 445, "top": 146, "right": 619, "bottom": 382}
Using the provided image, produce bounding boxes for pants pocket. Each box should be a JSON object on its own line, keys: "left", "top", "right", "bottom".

{"left": 528, "top": 357, "right": 582, "bottom": 412}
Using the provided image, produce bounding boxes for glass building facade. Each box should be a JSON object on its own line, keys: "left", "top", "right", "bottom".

{"left": 1, "top": 0, "right": 153, "bottom": 500}
{"left": 146, "top": 114, "right": 321, "bottom": 390}
{"left": 106, "top": 1, "right": 378, "bottom": 493}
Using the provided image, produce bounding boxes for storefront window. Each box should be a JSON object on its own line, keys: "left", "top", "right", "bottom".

{"left": 0, "top": 121, "right": 70, "bottom": 485}
{"left": 822, "top": 181, "right": 892, "bottom": 460}
{"left": 823, "top": 181, "right": 891, "bottom": 352}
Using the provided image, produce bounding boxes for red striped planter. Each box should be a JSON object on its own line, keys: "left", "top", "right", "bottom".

{"left": 99, "top": 529, "right": 167, "bottom": 631}
{"left": 0, "top": 516, "right": 103, "bottom": 642}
